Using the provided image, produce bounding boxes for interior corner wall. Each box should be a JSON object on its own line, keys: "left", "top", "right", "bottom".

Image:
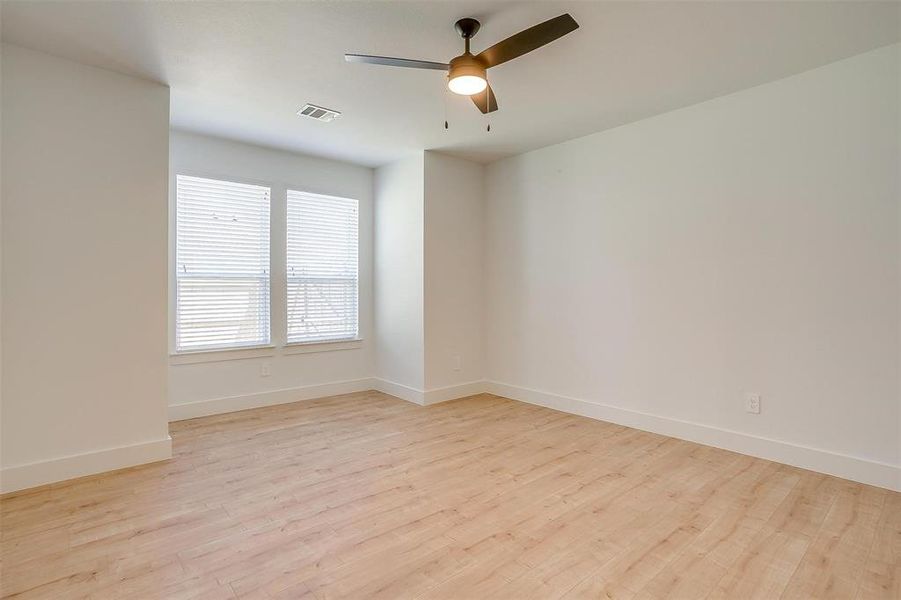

{"left": 423, "top": 151, "right": 484, "bottom": 391}
{"left": 374, "top": 151, "right": 485, "bottom": 401}
{"left": 483, "top": 43, "right": 901, "bottom": 490}
{"left": 1, "top": 44, "right": 171, "bottom": 493}
{"left": 374, "top": 153, "right": 426, "bottom": 392}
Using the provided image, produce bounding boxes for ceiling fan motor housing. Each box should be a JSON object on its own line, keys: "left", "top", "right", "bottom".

{"left": 448, "top": 53, "right": 487, "bottom": 83}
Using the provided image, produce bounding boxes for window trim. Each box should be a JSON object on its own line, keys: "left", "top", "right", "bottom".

{"left": 282, "top": 338, "right": 363, "bottom": 355}
{"left": 169, "top": 345, "right": 277, "bottom": 365}
{"left": 168, "top": 171, "right": 365, "bottom": 363}
{"left": 173, "top": 173, "right": 273, "bottom": 353}
{"left": 285, "top": 189, "right": 360, "bottom": 346}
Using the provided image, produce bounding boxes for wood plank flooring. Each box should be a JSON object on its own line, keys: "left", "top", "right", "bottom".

{"left": 1, "top": 391, "right": 897, "bottom": 599}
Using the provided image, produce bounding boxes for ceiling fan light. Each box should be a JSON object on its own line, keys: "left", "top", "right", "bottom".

{"left": 447, "top": 54, "right": 488, "bottom": 96}
{"left": 448, "top": 74, "right": 487, "bottom": 95}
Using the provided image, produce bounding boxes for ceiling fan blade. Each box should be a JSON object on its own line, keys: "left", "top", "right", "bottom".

{"left": 344, "top": 54, "right": 449, "bottom": 71}
{"left": 471, "top": 83, "right": 498, "bottom": 114}
{"left": 476, "top": 14, "right": 579, "bottom": 69}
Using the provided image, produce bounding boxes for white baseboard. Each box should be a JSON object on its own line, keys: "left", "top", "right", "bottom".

{"left": 169, "top": 378, "right": 376, "bottom": 421}
{"left": 170, "top": 377, "right": 484, "bottom": 422}
{"left": 423, "top": 380, "right": 487, "bottom": 405}
{"left": 0, "top": 437, "right": 172, "bottom": 495}
{"left": 371, "top": 378, "right": 425, "bottom": 405}
{"left": 371, "top": 378, "right": 486, "bottom": 406}
{"left": 486, "top": 381, "right": 900, "bottom": 492}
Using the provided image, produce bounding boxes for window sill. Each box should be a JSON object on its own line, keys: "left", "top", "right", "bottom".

{"left": 168, "top": 339, "right": 364, "bottom": 364}
{"left": 169, "top": 345, "right": 276, "bottom": 365}
{"left": 282, "top": 338, "right": 363, "bottom": 355}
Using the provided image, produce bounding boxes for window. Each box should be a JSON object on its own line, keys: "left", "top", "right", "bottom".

{"left": 175, "top": 175, "right": 271, "bottom": 352}
{"left": 287, "top": 190, "right": 359, "bottom": 344}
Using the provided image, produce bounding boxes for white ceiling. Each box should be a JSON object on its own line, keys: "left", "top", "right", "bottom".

{"left": 2, "top": 1, "right": 898, "bottom": 167}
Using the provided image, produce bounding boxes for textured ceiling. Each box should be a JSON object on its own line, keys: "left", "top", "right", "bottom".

{"left": 2, "top": 1, "right": 898, "bottom": 166}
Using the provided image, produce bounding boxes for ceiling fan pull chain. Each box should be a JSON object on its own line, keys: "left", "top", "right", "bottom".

{"left": 445, "top": 87, "right": 452, "bottom": 130}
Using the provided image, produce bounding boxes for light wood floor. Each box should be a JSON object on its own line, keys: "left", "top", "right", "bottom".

{"left": 1, "top": 392, "right": 898, "bottom": 599}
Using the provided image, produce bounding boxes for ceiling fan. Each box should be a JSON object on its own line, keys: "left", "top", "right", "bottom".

{"left": 345, "top": 14, "right": 579, "bottom": 114}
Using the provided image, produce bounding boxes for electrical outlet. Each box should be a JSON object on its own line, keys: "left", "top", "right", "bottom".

{"left": 745, "top": 393, "right": 761, "bottom": 414}
{"left": 453, "top": 355, "right": 462, "bottom": 372}
{"left": 260, "top": 362, "right": 271, "bottom": 377}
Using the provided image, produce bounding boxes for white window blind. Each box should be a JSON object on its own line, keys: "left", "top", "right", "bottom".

{"left": 176, "top": 175, "right": 271, "bottom": 352}
{"left": 287, "top": 190, "right": 359, "bottom": 344}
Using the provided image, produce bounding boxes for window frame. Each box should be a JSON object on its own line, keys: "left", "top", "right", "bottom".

{"left": 168, "top": 171, "right": 364, "bottom": 362}
{"left": 170, "top": 171, "right": 275, "bottom": 356}
{"left": 284, "top": 189, "right": 361, "bottom": 347}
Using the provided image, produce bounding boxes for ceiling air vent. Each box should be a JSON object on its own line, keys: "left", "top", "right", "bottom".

{"left": 296, "top": 104, "right": 342, "bottom": 122}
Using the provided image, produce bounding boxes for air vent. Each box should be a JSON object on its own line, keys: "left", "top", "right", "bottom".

{"left": 297, "top": 104, "right": 342, "bottom": 122}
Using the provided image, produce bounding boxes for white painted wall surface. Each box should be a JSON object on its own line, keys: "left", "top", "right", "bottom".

{"left": 374, "top": 154, "right": 425, "bottom": 392}
{"left": 168, "top": 132, "right": 374, "bottom": 413}
{"left": 484, "top": 45, "right": 900, "bottom": 484}
{"left": 1, "top": 45, "right": 171, "bottom": 491}
{"left": 424, "top": 151, "right": 484, "bottom": 390}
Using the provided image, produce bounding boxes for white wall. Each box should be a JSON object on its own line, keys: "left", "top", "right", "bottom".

{"left": 372, "top": 151, "right": 485, "bottom": 402}
{"left": 424, "top": 151, "right": 484, "bottom": 390}
{"left": 168, "top": 131, "right": 374, "bottom": 418}
{"left": 484, "top": 44, "right": 900, "bottom": 489}
{"left": 374, "top": 154, "right": 425, "bottom": 392}
{"left": 1, "top": 44, "right": 171, "bottom": 492}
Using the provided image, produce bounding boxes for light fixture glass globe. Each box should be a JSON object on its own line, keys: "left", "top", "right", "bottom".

{"left": 448, "top": 74, "right": 487, "bottom": 95}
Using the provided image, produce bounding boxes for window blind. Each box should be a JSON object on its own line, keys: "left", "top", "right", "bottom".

{"left": 176, "top": 175, "right": 271, "bottom": 352}
{"left": 287, "top": 190, "right": 359, "bottom": 344}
